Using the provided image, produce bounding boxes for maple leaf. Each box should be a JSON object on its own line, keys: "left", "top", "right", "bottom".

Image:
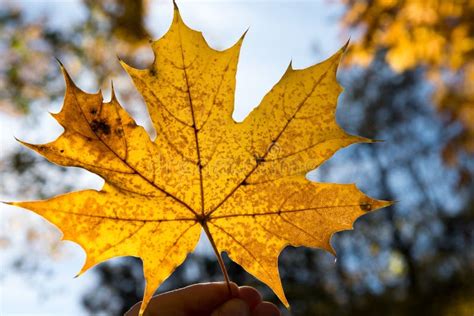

{"left": 8, "top": 6, "right": 391, "bottom": 315}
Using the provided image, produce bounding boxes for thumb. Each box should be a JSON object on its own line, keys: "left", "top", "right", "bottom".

{"left": 211, "top": 298, "right": 250, "bottom": 316}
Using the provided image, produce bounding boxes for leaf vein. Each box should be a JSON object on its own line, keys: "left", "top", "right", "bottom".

{"left": 69, "top": 87, "right": 198, "bottom": 216}
{"left": 207, "top": 59, "right": 337, "bottom": 216}
{"left": 209, "top": 222, "right": 275, "bottom": 281}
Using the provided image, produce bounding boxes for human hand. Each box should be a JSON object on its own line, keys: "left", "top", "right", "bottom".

{"left": 125, "top": 282, "right": 281, "bottom": 316}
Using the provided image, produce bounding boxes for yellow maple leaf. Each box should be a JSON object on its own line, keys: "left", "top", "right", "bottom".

{"left": 8, "top": 6, "right": 390, "bottom": 315}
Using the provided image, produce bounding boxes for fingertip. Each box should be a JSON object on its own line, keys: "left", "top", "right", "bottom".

{"left": 190, "top": 281, "right": 238, "bottom": 298}
{"left": 238, "top": 286, "right": 262, "bottom": 310}
{"left": 252, "top": 302, "right": 280, "bottom": 316}
{"left": 211, "top": 298, "right": 250, "bottom": 316}
{"left": 124, "top": 302, "right": 140, "bottom": 316}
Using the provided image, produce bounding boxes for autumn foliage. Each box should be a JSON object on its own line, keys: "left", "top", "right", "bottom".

{"left": 343, "top": 0, "right": 474, "bottom": 159}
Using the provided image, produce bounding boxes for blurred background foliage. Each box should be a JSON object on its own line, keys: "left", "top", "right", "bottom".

{"left": 342, "top": 0, "right": 474, "bottom": 165}
{"left": 0, "top": 1, "right": 473, "bottom": 315}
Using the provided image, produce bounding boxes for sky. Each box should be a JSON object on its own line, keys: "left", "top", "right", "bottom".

{"left": 0, "top": 0, "right": 348, "bottom": 314}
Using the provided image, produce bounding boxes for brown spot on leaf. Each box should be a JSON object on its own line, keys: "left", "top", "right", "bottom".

{"left": 90, "top": 119, "right": 111, "bottom": 135}
{"left": 360, "top": 202, "right": 372, "bottom": 212}
{"left": 255, "top": 155, "right": 265, "bottom": 164}
{"left": 115, "top": 128, "right": 124, "bottom": 137}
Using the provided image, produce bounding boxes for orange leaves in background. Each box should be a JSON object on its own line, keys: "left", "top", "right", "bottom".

{"left": 9, "top": 6, "right": 390, "bottom": 315}
{"left": 342, "top": 0, "right": 474, "bottom": 157}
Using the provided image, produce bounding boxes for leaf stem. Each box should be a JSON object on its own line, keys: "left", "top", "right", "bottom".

{"left": 201, "top": 221, "right": 232, "bottom": 296}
